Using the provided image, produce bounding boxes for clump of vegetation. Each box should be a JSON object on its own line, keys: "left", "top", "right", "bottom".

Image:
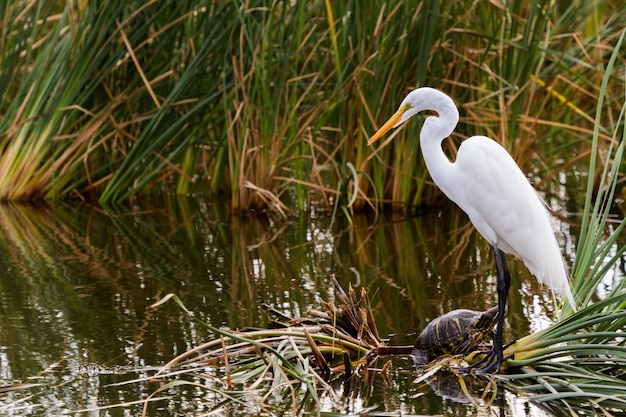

{"left": 0, "top": 1, "right": 624, "bottom": 213}
{"left": 147, "top": 278, "right": 393, "bottom": 415}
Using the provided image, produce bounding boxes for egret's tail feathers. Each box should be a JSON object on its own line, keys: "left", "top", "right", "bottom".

{"left": 526, "top": 254, "right": 576, "bottom": 313}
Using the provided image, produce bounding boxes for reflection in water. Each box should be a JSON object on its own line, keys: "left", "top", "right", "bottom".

{"left": 0, "top": 198, "right": 619, "bottom": 415}
{"left": 422, "top": 370, "right": 497, "bottom": 405}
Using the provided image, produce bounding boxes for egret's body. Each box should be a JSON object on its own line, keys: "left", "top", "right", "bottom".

{"left": 368, "top": 87, "right": 574, "bottom": 372}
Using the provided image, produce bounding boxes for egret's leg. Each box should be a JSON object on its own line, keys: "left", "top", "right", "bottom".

{"left": 464, "top": 244, "right": 511, "bottom": 374}
{"left": 490, "top": 245, "right": 511, "bottom": 370}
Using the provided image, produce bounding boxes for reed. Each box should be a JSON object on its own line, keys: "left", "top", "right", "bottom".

{"left": 0, "top": 0, "right": 623, "bottom": 212}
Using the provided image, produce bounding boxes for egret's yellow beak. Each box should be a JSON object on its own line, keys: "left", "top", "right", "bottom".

{"left": 367, "top": 108, "right": 405, "bottom": 145}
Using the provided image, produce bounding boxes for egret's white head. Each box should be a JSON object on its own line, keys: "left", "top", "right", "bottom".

{"left": 368, "top": 87, "right": 459, "bottom": 146}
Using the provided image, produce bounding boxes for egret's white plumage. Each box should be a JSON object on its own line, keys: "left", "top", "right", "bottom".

{"left": 368, "top": 87, "right": 575, "bottom": 372}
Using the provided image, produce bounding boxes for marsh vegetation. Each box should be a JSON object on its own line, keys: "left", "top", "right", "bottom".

{"left": 1, "top": 0, "right": 624, "bottom": 211}
{"left": 0, "top": 1, "right": 625, "bottom": 416}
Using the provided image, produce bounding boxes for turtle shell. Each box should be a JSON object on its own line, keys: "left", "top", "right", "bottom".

{"left": 411, "top": 306, "right": 498, "bottom": 364}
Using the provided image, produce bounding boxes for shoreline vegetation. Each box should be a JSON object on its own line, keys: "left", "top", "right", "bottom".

{"left": 0, "top": 1, "right": 624, "bottom": 213}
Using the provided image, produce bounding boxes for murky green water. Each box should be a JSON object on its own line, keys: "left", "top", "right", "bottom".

{"left": 0, "top": 194, "right": 621, "bottom": 416}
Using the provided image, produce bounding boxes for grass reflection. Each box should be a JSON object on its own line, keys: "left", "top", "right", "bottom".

{"left": 0, "top": 195, "right": 617, "bottom": 415}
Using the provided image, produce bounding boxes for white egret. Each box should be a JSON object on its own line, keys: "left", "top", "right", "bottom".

{"left": 368, "top": 87, "right": 575, "bottom": 372}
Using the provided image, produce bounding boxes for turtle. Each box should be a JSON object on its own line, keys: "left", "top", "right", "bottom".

{"left": 411, "top": 306, "right": 498, "bottom": 365}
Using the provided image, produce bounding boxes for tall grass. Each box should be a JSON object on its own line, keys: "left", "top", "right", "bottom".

{"left": 0, "top": 0, "right": 624, "bottom": 211}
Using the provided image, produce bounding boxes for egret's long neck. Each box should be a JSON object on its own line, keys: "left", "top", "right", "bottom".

{"left": 418, "top": 100, "right": 459, "bottom": 197}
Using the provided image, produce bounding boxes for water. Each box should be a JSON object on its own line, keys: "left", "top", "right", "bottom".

{"left": 0, "top": 196, "right": 620, "bottom": 416}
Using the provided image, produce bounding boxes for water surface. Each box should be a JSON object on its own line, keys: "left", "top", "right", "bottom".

{"left": 0, "top": 196, "right": 619, "bottom": 416}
